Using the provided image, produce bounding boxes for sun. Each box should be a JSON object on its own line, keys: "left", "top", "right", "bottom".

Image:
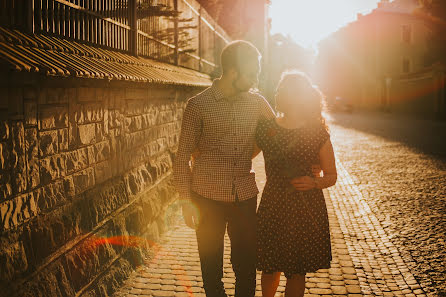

{"left": 270, "top": 0, "right": 379, "bottom": 49}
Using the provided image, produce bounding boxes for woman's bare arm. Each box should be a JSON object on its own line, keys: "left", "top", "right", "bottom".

{"left": 290, "top": 139, "right": 337, "bottom": 191}
{"left": 314, "top": 139, "right": 337, "bottom": 189}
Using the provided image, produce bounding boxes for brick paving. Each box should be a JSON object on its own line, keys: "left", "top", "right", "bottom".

{"left": 114, "top": 112, "right": 444, "bottom": 297}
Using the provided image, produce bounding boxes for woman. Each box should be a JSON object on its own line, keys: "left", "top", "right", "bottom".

{"left": 256, "top": 71, "right": 337, "bottom": 297}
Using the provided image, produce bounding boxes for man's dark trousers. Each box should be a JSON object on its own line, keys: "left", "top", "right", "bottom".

{"left": 192, "top": 192, "right": 257, "bottom": 297}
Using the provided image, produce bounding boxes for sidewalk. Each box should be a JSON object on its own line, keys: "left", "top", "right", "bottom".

{"left": 113, "top": 153, "right": 428, "bottom": 297}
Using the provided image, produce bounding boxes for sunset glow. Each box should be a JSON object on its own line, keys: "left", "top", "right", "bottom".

{"left": 269, "top": 0, "right": 381, "bottom": 48}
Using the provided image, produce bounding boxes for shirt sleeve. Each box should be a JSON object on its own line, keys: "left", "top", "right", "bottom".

{"left": 173, "top": 98, "right": 201, "bottom": 201}
{"left": 258, "top": 95, "right": 276, "bottom": 120}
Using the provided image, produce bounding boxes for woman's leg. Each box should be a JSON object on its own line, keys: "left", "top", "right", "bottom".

{"left": 284, "top": 274, "right": 305, "bottom": 297}
{"left": 261, "top": 271, "right": 281, "bottom": 297}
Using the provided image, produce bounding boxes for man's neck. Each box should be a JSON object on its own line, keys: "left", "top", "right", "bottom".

{"left": 215, "top": 76, "right": 239, "bottom": 99}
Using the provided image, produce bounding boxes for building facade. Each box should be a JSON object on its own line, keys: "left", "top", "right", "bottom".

{"left": 316, "top": 0, "right": 445, "bottom": 117}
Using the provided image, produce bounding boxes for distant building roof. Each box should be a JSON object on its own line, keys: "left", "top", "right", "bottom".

{"left": 375, "top": 0, "right": 420, "bottom": 15}
{"left": 0, "top": 28, "right": 212, "bottom": 87}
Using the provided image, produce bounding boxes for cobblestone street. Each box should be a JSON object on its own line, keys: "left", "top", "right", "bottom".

{"left": 114, "top": 112, "right": 445, "bottom": 297}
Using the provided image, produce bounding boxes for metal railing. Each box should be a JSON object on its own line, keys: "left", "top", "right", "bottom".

{"left": 0, "top": 0, "right": 230, "bottom": 75}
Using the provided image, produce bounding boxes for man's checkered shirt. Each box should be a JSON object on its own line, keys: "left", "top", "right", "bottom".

{"left": 173, "top": 81, "right": 275, "bottom": 202}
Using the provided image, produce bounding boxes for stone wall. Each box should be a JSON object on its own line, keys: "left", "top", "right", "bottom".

{"left": 0, "top": 73, "right": 203, "bottom": 297}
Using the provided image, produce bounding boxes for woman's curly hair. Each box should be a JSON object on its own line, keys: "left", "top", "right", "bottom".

{"left": 275, "top": 70, "right": 327, "bottom": 131}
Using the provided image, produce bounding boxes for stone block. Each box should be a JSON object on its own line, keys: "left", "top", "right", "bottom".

{"left": 109, "top": 110, "right": 122, "bottom": 129}
{"left": 8, "top": 89, "right": 24, "bottom": 120}
{"left": 39, "top": 106, "right": 68, "bottom": 130}
{"left": 0, "top": 239, "right": 28, "bottom": 281}
{"left": 124, "top": 117, "right": 131, "bottom": 133}
{"left": 64, "top": 176, "right": 75, "bottom": 198}
{"left": 24, "top": 100, "right": 37, "bottom": 126}
{"left": 141, "top": 114, "right": 150, "bottom": 129}
{"left": 37, "top": 88, "right": 46, "bottom": 104}
{"left": 95, "top": 122, "right": 104, "bottom": 142}
{"left": 95, "top": 141, "right": 111, "bottom": 163}
{"left": 126, "top": 89, "right": 147, "bottom": 101}
{"left": 12, "top": 122, "right": 27, "bottom": 194}
{"left": 40, "top": 154, "right": 66, "bottom": 185}
{"left": 39, "top": 130, "right": 58, "bottom": 157}
{"left": 87, "top": 145, "right": 96, "bottom": 165}
{"left": 84, "top": 179, "right": 127, "bottom": 227}
{"left": 17, "top": 262, "right": 75, "bottom": 297}
{"left": 78, "top": 123, "right": 96, "bottom": 145}
{"left": 29, "top": 217, "right": 55, "bottom": 263}
{"left": 130, "top": 115, "right": 143, "bottom": 131}
{"left": 73, "top": 104, "right": 84, "bottom": 124}
{"left": 46, "top": 88, "right": 65, "bottom": 104}
{"left": 125, "top": 99, "right": 146, "bottom": 117}
{"left": 0, "top": 120, "right": 9, "bottom": 141}
{"left": 66, "top": 148, "right": 89, "bottom": 174}
{"left": 94, "top": 160, "right": 112, "bottom": 184}
{"left": 58, "top": 128, "right": 69, "bottom": 151}
{"left": 68, "top": 122, "right": 78, "bottom": 149}
{"left": 77, "top": 87, "right": 96, "bottom": 102}
{"left": 0, "top": 141, "right": 10, "bottom": 171}
{"left": 103, "top": 108, "right": 109, "bottom": 136}
{"left": 110, "top": 157, "right": 121, "bottom": 178}
{"left": 125, "top": 206, "right": 145, "bottom": 235}
{"left": 125, "top": 130, "right": 145, "bottom": 150}
{"left": 25, "top": 128, "right": 40, "bottom": 189}
{"left": 125, "top": 169, "right": 144, "bottom": 196}
{"left": 72, "top": 167, "right": 95, "bottom": 195}
{"left": 83, "top": 103, "right": 103, "bottom": 123}
{"left": 0, "top": 193, "right": 37, "bottom": 230}
{"left": 0, "top": 172, "right": 13, "bottom": 199}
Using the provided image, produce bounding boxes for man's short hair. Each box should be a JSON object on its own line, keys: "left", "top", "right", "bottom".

{"left": 220, "top": 40, "right": 261, "bottom": 75}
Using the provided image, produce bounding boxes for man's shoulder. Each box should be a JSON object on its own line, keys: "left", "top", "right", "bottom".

{"left": 187, "top": 87, "right": 213, "bottom": 105}
{"left": 247, "top": 90, "right": 267, "bottom": 102}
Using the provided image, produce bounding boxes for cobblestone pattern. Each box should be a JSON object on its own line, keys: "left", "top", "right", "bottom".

{"left": 0, "top": 81, "right": 202, "bottom": 297}
{"left": 115, "top": 147, "right": 430, "bottom": 296}
{"left": 329, "top": 112, "right": 446, "bottom": 296}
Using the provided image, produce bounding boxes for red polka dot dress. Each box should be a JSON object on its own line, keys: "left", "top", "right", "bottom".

{"left": 256, "top": 118, "right": 332, "bottom": 278}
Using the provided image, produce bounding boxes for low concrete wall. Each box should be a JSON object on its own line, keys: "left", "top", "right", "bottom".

{"left": 0, "top": 72, "right": 203, "bottom": 297}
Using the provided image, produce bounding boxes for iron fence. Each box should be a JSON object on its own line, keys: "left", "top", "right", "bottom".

{"left": 0, "top": 0, "right": 230, "bottom": 75}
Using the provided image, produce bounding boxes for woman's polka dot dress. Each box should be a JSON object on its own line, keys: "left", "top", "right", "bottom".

{"left": 256, "top": 118, "right": 332, "bottom": 278}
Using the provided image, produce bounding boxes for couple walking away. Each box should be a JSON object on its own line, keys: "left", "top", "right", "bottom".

{"left": 173, "top": 40, "right": 337, "bottom": 297}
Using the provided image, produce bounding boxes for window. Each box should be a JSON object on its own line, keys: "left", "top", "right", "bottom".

{"left": 402, "top": 25, "right": 412, "bottom": 44}
{"left": 402, "top": 58, "right": 410, "bottom": 73}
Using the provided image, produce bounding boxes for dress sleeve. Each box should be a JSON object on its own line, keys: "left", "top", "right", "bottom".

{"left": 316, "top": 125, "right": 330, "bottom": 151}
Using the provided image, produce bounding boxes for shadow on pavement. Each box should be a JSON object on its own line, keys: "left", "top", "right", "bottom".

{"left": 326, "top": 111, "right": 446, "bottom": 162}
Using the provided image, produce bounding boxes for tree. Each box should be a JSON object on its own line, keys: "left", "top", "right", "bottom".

{"left": 263, "top": 33, "right": 314, "bottom": 101}
{"left": 416, "top": 0, "right": 446, "bottom": 64}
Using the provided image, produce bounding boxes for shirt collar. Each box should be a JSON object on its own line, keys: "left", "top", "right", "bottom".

{"left": 211, "top": 79, "right": 251, "bottom": 102}
{"left": 211, "top": 79, "right": 226, "bottom": 101}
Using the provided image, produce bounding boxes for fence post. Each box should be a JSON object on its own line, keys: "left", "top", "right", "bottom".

{"left": 198, "top": 5, "right": 202, "bottom": 72}
{"left": 25, "top": 0, "right": 35, "bottom": 34}
{"left": 129, "top": 0, "right": 138, "bottom": 56}
{"left": 174, "top": 0, "right": 179, "bottom": 65}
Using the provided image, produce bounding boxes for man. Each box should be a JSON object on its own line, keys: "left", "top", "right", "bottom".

{"left": 173, "top": 40, "right": 275, "bottom": 297}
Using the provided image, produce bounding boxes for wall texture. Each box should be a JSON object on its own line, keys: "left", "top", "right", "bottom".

{"left": 0, "top": 72, "right": 204, "bottom": 297}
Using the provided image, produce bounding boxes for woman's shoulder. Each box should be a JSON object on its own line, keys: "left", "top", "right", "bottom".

{"left": 258, "top": 117, "right": 276, "bottom": 130}
{"left": 256, "top": 118, "right": 279, "bottom": 140}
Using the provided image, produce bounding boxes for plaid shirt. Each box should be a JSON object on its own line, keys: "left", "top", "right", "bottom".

{"left": 173, "top": 80, "right": 275, "bottom": 202}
